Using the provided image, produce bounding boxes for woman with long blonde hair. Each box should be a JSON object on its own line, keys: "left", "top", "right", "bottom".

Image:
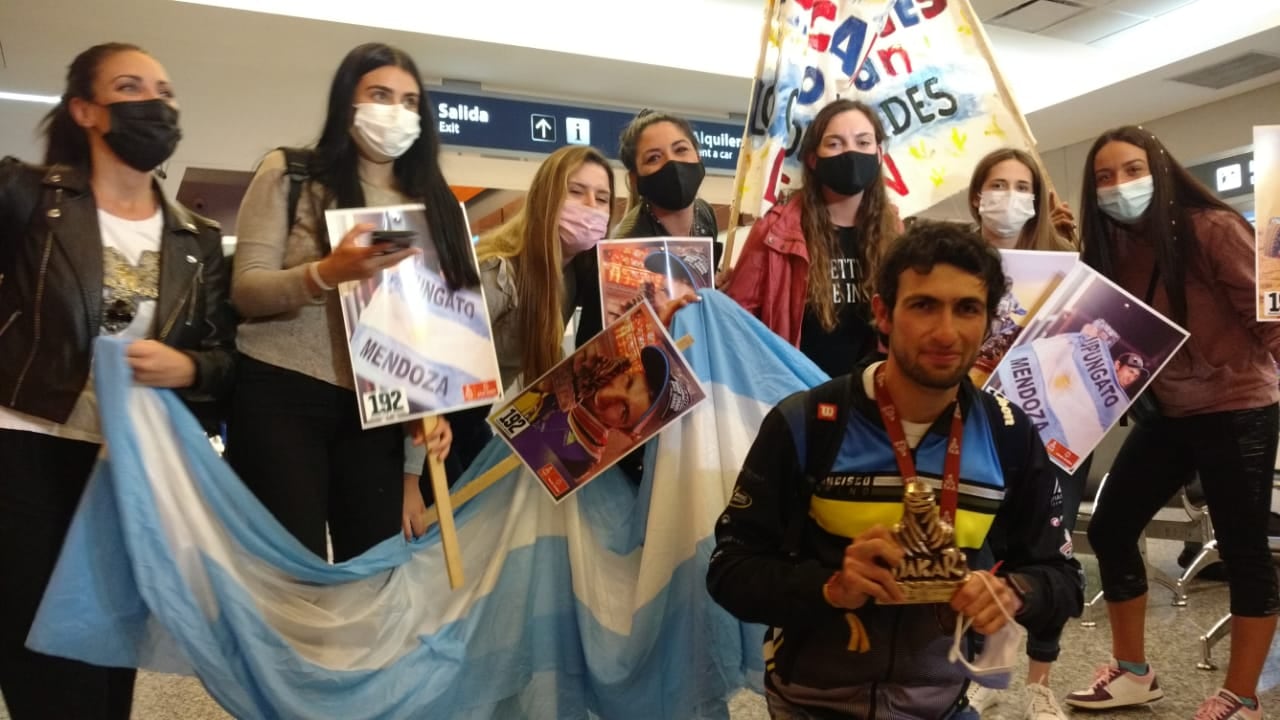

{"left": 477, "top": 145, "right": 615, "bottom": 389}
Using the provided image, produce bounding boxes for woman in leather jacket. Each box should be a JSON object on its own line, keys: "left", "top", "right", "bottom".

{"left": 0, "top": 43, "right": 235, "bottom": 720}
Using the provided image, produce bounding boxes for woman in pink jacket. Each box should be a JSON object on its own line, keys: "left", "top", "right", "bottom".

{"left": 723, "top": 99, "right": 901, "bottom": 378}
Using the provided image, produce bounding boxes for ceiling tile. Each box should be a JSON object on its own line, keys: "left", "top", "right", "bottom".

{"left": 1105, "top": 0, "right": 1199, "bottom": 18}
{"left": 970, "top": 0, "right": 1030, "bottom": 20}
{"left": 1042, "top": 8, "right": 1148, "bottom": 43}
{"left": 990, "top": 0, "right": 1089, "bottom": 33}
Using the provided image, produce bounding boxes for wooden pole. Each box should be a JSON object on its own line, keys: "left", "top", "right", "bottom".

{"left": 421, "top": 414, "right": 464, "bottom": 589}
{"left": 724, "top": 0, "right": 781, "bottom": 271}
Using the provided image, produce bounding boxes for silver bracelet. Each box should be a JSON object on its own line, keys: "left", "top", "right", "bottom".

{"left": 307, "top": 261, "right": 334, "bottom": 292}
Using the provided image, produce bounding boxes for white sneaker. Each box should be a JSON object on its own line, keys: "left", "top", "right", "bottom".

{"left": 1064, "top": 659, "right": 1163, "bottom": 710}
{"left": 1194, "top": 689, "right": 1262, "bottom": 720}
{"left": 1024, "top": 683, "right": 1067, "bottom": 720}
{"left": 967, "top": 683, "right": 1001, "bottom": 713}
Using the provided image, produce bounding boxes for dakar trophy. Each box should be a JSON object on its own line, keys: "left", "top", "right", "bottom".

{"left": 882, "top": 478, "right": 970, "bottom": 604}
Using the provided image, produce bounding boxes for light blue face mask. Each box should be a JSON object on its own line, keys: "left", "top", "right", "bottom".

{"left": 1097, "top": 175, "right": 1154, "bottom": 223}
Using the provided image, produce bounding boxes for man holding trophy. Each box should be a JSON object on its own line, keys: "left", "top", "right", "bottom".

{"left": 707, "top": 223, "right": 1083, "bottom": 719}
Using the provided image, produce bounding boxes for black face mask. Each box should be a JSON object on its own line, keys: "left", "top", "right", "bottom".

{"left": 636, "top": 160, "right": 705, "bottom": 211}
{"left": 814, "top": 150, "right": 881, "bottom": 197}
{"left": 102, "top": 99, "right": 182, "bottom": 172}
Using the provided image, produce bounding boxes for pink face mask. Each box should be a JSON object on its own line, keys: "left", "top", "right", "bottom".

{"left": 558, "top": 202, "right": 609, "bottom": 260}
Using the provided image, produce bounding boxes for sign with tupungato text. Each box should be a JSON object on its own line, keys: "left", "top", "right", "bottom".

{"left": 984, "top": 264, "right": 1188, "bottom": 474}
{"left": 734, "top": 0, "right": 1040, "bottom": 221}
{"left": 326, "top": 204, "right": 503, "bottom": 429}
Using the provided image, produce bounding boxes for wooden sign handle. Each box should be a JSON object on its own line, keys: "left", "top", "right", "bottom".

{"left": 422, "top": 414, "right": 464, "bottom": 589}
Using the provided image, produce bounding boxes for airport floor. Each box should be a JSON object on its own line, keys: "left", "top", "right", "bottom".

{"left": 3, "top": 539, "right": 1278, "bottom": 719}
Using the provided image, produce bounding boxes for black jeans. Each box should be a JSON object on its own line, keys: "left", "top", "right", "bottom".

{"left": 0, "top": 429, "right": 136, "bottom": 719}
{"left": 226, "top": 356, "right": 404, "bottom": 562}
{"left": 1088, "top": 404, "right": 1280, "bottom": 617}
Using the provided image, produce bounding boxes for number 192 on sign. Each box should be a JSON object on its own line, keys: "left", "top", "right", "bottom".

{"left": 363, "top": 389, "right": 408, "bottom": 421}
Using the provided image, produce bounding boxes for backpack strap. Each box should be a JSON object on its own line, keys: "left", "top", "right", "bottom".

{"left": 776, "top": 374, "right": 856, "bottom": 555}
{"left": 278, "top": 146, "right": 312, "bottom": 236}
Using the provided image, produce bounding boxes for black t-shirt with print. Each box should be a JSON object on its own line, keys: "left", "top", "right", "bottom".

{"left": 799, "top": 225, "right": 879, "bottom": 378}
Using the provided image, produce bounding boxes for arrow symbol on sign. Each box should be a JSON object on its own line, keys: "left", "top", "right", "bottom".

{"left": 535, "top": 118, "right": 552, "bottom": 138}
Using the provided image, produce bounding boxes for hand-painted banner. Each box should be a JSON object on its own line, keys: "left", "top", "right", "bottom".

{"left": 984, "top": 264, "right": 1188, "bottom": 474}
{"left": 734, "top": 0, "right": 1038, "bottom": 222}
{"left": 326, "top": 204, "right": 503, "bottom": 428}
{"left": 1254, "top": 125, "right": 1280, "bottom": 320}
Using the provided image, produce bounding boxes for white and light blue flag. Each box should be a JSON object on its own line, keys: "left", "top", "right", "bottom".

{"left": 28, "top": 290, "right": 828, "bottom": 720}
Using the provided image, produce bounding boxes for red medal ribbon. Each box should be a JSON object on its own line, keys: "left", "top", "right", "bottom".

{"left": 871, "top": 364, "right": 965, "bottom": 526}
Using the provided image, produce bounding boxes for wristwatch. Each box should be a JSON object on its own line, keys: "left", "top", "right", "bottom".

{"left": 1003, "top": 572, "right": 1033, "bottom": 616}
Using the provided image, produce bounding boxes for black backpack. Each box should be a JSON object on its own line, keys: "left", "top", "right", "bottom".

{"left": 775, "top": 375, "right": 855, "bottom": 554}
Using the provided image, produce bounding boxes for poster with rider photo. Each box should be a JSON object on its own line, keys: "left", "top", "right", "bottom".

{"left": 1254, "top": 125, "right": 1280, "bottom": 320}
{"left": 984, "top": 263, "right": 1189, "bottom": 474}
{"left": 597, "top": 238, "right": 715, "bottom": 326}
{"left": 970, "top": 249, "right": 1078, "bottom": 388}
{"left": 488, "top": 301, "right": 707, "bottom": 503}
{"left": 325, "top": 203, "right": 503, "bottom": 429}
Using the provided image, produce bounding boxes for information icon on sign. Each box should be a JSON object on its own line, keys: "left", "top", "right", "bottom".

{"left": 566, "top": 117, "right": 591, "bottom": 146}
{"left": 531, "top": 114, "right": 556, "bottom": 143}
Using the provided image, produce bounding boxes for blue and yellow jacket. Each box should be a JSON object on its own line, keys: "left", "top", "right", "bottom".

{"left": 707, "top": 368, "right": 1084, "bottom": 719}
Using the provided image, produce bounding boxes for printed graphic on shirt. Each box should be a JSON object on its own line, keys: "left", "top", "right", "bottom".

{"left": 102, "top": 247, "right": 159, "bottom": 336}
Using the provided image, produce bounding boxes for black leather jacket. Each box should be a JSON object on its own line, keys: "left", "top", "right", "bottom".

{"left": 0, "top": 157, "right": 236, "bottom": 431}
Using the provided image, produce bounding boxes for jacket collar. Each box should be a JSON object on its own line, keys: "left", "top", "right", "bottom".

{"left": 849, "top": 358, "right": 979, "bottom": 436}
{"left": 42, "top": 163, "right": 201, "bottom": 236}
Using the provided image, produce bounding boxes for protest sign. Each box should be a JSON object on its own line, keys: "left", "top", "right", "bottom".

{"left": 1255, "top": 125, "right": 1280, "bottom": 320}
{"left": 970, "top": 249, "right": 1077, "bottom": 387}
{"left": 598, "top": 238, "right": 715, "bottom": 326}
{"left": 985, "top": 263, "right": 1188, "bottom": 474}
{"left": 489, "top": 301, "right": 706, "bottom": 503}
{"left": 732, "top": 0, "right": 1040, "bottom": 230}
{"left": 326, "top": 204, "right": 503, "bottom": 429}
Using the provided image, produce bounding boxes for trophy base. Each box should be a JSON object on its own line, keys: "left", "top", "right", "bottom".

{"left": 881, "top": 577, "right": 968, "bottom": 605}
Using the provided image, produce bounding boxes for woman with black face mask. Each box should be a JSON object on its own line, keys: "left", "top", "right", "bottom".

{"left": 724, "top": 99, "right": 901, "bottom": 378}
{"left": 0, "top": 43, "right": 236, "bottom": 719}
{"left": 614, "top": 110, "right": 720, "bottom": 249}
{"left": 563, "top": 110, "right": 720, "bottom": 349}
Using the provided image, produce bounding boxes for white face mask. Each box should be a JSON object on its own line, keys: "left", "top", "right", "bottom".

{"left": 947, "top": 573, "right": 1026, "bottom": 689}
{"left": 1097, "top": 175, "right": 1154, "bottom": 224}
{"left": 978, "top": 190, "right": 1036, "bottom": 241}
{"left": 351, "top": 103, "right": 421, "bottom": 160}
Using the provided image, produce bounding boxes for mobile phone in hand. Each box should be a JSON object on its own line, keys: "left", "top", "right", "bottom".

{"left": 370, "top": 229, "right": 416, "bottom": 254}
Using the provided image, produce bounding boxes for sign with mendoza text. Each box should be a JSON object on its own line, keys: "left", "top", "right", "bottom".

{"left": 325, "top": 204, "right": 503, "bottom": 429}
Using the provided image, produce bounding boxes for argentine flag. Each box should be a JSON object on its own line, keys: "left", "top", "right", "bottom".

{"left": 989, "top": 331, "right": 1127, "bottom": 471}
{"left": 27, "top": 291, "right": 828, "bottom": 720}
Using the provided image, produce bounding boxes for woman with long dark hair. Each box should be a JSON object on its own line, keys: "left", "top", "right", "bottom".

{"left": 724, "top": 99, "right": 902, "bottom": 378}
{"left": 229, "top": 43, "right": 466, "bottom": 560}
{"left": 0, "top": 42, "right": 235, "bottom": 719}
{"left": 1063, "top": 126, "right": 1279, "bottom": 720}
